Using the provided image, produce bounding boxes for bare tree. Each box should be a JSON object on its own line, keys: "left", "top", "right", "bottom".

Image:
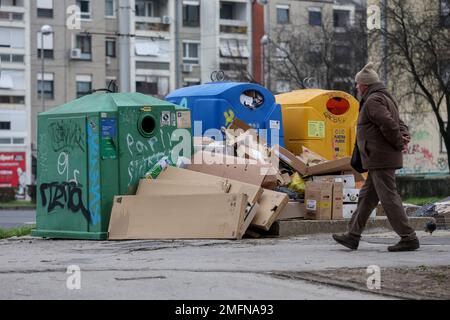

{"left": 379, "top": 0, "right": 450, "bottom": 171}
{"left": 268, "top": 4, "right": 367, "bottom": 95}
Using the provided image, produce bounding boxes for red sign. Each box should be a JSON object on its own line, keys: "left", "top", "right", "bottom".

{"left": 0, "top": 152, "right": 26, "bottom": 188}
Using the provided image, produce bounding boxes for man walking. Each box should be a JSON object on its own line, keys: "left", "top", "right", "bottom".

{"left": 332, "top": 62, "right": 420, "bottom": 252}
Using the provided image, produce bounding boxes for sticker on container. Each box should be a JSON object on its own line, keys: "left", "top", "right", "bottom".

{"left": 161, "top": 111, "right": 171, "bottom": 127}
{"left": 177, "top": 111, "right": 192, "bottom": 129}
{"left": 270, "top": 120, "right": 281, "bottom": 130}
{"left": 171, "top": 112, "right": 177, "bottom": 127}
{"left": 101, "top": 118, "right": 117, "bottom": 137}
{"left": 306, "top": 200, "right": 317, "bottom": 211}
{"left": 308, "top": 121, "right": 325, "bottom": 138}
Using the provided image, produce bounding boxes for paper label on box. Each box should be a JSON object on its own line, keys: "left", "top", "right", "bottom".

{"left": 306, "top": 200, "right": 317, "bottom": 211}
{"left": 308, "top": 121, "right": 325, "bottom": 138}
{"left": 270, "top": 120, "right": 281, "bottom": 130}
{"left": 177, "top": 111, "right": 191, "bottom": 129}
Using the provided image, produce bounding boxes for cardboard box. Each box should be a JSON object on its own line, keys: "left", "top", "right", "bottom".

{"left": 305, "top": 181, "right": 333, "bottom": 220}
{"left": 343, "top": 188, "right": 360, "bottom": 203}
{"left": 278, "top": 201, "right": 306, "bottom": 220}
{"left": 251, "top": 189, "right": 289, "bottom": 230}
{"left": 108, "top": 193, "right": 249, "bottom": 240}
{"left": 188, "top": 153, "right": 276, "bottom": 188}
{"left": 306, "top": 157, "right": 366, "bottom": 181}
{"left": 157, "top": 167, "right": 288, "bottom": 231}
{"left": 137, "top": 179, "right": 231, "bottom": 196}
{"left": 343, "top": 204, "right": 376, "bottom": 219}
{"left": 271, "top": 145, "right": 308, "bottom": 175}
{"left": 312, "top": 174, "right": 356, "bottom": 188}
{"left": 332, "top": 182, "right": 344, "bottom": 220}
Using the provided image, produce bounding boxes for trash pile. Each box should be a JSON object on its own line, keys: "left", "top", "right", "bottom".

{"left": 108, "top": 118, "right": 368, "bottom": 240}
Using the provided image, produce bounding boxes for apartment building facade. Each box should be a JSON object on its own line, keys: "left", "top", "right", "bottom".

{"left": 0, "top": 0, "right": 31, "bottom": 198}
{"left": 264, "top": 0, "right": 365, "bottom": 94}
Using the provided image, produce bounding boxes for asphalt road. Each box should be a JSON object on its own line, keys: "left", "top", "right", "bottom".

{"left": 0, "top": 210, "right": 36, "bottom": 229}
{"left": 1, "top": 230, "right": 449, "bottom": 299}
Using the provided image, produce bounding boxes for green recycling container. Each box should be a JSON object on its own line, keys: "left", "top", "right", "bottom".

{"left": 32, "top": 92, "right": 192, "bottom": 240}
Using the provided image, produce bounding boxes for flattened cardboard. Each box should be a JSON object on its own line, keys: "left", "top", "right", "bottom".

{"left": 312, "top": 174, "right": 356, "bottom": 188}
{"left": 332, "top": 182, "right": 344, "bottom": 220}
{"left": 271, "top": 145, "right": 308, "bottom": 175}
{"left": 278, "top": 201, "right": 305, "bottom": 220}
{"left": 251, "top": 189, "right": 289, "bottom": 231}
{"left": 187, "top": 154, "right": 274, "bottom": 187}
{"left": 305, "top": 181, "right": 333, "bottom": 220}
{"left": 306, "top": 157, "right": 366, "bottom": 179}
{"left": 158, "top": 167, "right": 263, "bottom": 205}
{"left": 108, "top": 193, "right": 248, "bottom": 240}
{"left": 136, "top": 179, "right": 230, "bottom": 196}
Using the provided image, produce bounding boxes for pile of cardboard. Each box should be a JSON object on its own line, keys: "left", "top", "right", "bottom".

{"left": 108, "top": 117, "right": 371, "bottom": 240}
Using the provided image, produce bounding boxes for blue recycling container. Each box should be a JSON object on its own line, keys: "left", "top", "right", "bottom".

{"left": 166, "top": 82, "right": 284, "bottom": 146}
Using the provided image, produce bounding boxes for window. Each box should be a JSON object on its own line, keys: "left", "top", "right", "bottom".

{"left": 277, "top": 5, "right": 290, "bottom": 24}
{"left": 0, "top": 27, "right": 25, "bottom": 49}
{"left": 333, "top": 45, "right": 350, "bottom": 64}
{"left": 219, "top": 39, "right": 239, "bottom": 57}
{"left": 0, "top": 96, "right": 24, "bottom": 104}
{"left": 309, "top": 7, "right": 322, "bottom": 26}
{"left": 183, "top": 80, "right": 200, "bottom": 87}
{"left": 183, "top": 42, "right": 199, "bottom": 64}
{"left": 334, "top": 9, "right": 350, "bottom": 28}
{"left": 0, "top": 70, "right": 25, "bottom": 90}
{"left": 76, "top": 75, "right": 92, "bottom": 98}
{"left": 37, "top": 73, "right": 54, "bottom": 100}
{"left": 76, "top": 34, "right": 92, "bottom": 60}
{"left": 37, "top": 0, "right": 53, "bottom": 18}
{"left": 136, "top": 75, "right": 169, "bottom": 97}
{"left": 76, "top": 0, "right": 91, "bottom": 19}
{"left": 183, "top": 2, "right": 200, "bottom": 27}
{"left": 220, "top": 2, "right": 234, "bottom": 20}
{"left": 105, "top": 0, "right": 115, "bottom": 17}
{"left": 135, "top": 0, "right": 154, "bottom": 17}
{"left": 441, "top": 0, "right": 450, "bottom": 27}
{"left": 37, "top": 31, "right": 54, "bottom": 59}
{"left": 106, "top": 39, "right": 116, "bottom": 57}
{"left": 0, "top": 122, "right": 11, "bottom": 130}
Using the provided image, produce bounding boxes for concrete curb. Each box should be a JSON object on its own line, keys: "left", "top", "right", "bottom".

{"left": 268, "top": 217, "right": 435, "bottom": 237}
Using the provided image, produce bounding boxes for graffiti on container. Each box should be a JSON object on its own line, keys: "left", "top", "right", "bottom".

{"left": 88, "top": 125, "right": 100, "bottom": 225}
{"left": 323, "top": 111, "right": 345, "bottom": 124}
{"left": 127, "top": 152, "right": 166, "bottom": 186}
{"left": 49, "top": 120, "right": 85, "bottom": 153}
{"left": 40, "top": 182, "right": 91, "bottom": 222}
{"left": 38, "top": 133, "right": 49, "bottom": 174}
{"left": 56, "top": 151, "right": 80, "bottom": 184}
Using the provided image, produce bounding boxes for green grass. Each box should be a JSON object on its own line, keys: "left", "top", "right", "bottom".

{"left": 0, "top": 200, "right": 35, "bottom": 208}
{"left": 404, "top": 197, "right": 443, "bottom": 206}
{"left": 0, "top": 225, "right": 35, "bottom": 239}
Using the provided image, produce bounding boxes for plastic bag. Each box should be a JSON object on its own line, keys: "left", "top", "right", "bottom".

{"left": 288, "top": 172, "right": 306, "bottom": 194}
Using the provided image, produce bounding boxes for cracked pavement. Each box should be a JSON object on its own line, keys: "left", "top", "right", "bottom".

{"left": 0, "top": 230, "right": 449, "bottom": 299}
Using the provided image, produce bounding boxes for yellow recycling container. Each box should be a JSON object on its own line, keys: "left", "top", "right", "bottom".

{"left": 276, "top": 89, "right": 359, "bottom": 160}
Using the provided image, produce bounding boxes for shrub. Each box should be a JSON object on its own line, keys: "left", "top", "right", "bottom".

{"left": 0, "top": 188, "right": 17, "bottom": 203}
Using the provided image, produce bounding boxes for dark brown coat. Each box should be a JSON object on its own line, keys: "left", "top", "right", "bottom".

{"left": 356, "top": 82, "right": 410, "bottom": 170}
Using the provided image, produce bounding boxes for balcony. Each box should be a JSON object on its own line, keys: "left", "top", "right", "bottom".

{"left": 220, "top": 1, "right": 248, "bottom": 35}
{"left": 135, "top": 16, "right": 171, "bottom": 33}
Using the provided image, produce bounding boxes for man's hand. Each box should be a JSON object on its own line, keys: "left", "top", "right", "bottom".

{"left": 402, "top": 135, "right": 410, "bottom": 153}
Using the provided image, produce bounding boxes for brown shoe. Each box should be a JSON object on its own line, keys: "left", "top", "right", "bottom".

{"left": 388, "top": 239, "right": 420, "bottom": 252}
{"left": 332, "top": 233, "right": 359, "bottom": 250}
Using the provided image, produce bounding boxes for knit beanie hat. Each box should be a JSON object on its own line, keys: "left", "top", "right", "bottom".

{"left": 355, "top": 62, "right": 380, "bottom": 85}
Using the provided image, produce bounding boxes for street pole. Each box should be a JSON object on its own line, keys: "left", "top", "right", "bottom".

{"left": 40, "top": 25, "right": 52, "bottom": 112}
{"left": 41, "top": 31, "right": 45, "bottom": 111}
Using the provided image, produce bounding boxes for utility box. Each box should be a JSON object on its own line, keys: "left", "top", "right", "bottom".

{"left": 32, "top": 92, "right": 192, "bottom": 240}
{"left": 276, "top": 89, "right": 359, "bottom": 160}
{"left": 166, "top": 82, "right": 284, "bottom": 146}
